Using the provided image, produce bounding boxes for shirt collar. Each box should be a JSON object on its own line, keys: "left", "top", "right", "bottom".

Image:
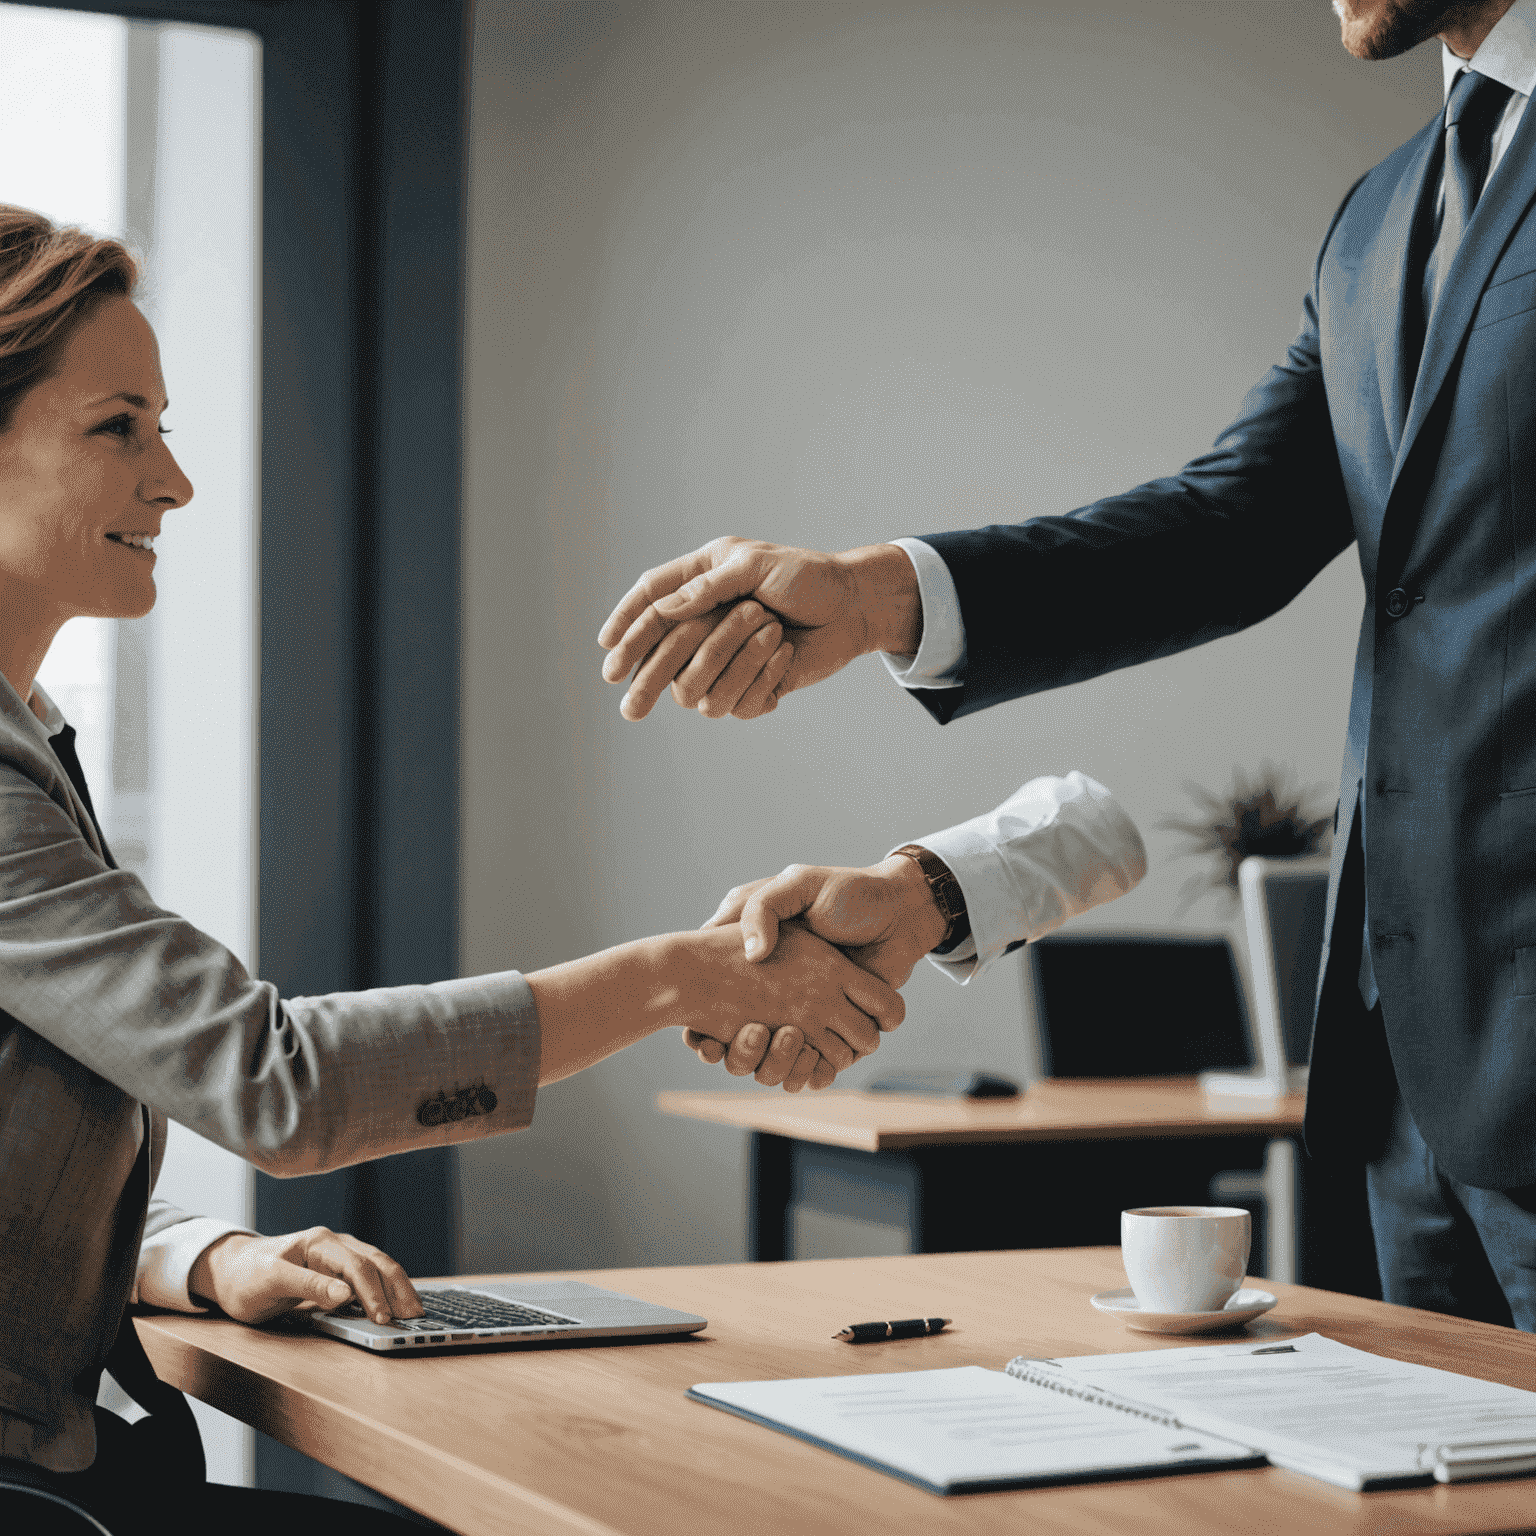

{"left": 1443, "top": 0, "right": 1536, "bottom": 100}
{"left": 28, "top": 683, "right": 67, "bottom": 737}
{"left": 0, "top": 666, "right": 66, "bottom": 749}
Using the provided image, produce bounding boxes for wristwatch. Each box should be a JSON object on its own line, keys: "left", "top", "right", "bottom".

{"left": 891, "top": 844, "right": 971, "bottom": 955}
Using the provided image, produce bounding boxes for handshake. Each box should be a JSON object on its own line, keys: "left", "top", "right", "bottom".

{"left": 670, "top": 772, "right": 1148, "bottom": 1093}
{"left": 686, "top": 851, "right": 953, "bottom": 1093}
{"left": 596, "top": 536, "right": 1150, "bottom": 1092}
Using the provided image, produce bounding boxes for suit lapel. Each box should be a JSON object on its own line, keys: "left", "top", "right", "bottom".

{"left": 1370, "top": 119, "right": 1442, "bottom": 457}
{"left": 1394, "top": 96, "right": 1536, "bottom": 491}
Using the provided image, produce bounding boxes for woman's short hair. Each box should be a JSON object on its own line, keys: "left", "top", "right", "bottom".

{"left": 0, "top": 205, "right": 138, "bottom": 434}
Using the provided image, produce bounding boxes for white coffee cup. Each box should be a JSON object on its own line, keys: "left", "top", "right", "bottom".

{"left": 1121, "top": 1205, "right": 1251, "bottom": 1314}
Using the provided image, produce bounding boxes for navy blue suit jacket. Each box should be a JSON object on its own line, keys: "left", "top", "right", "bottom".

{"left": 918, "top": 102, "right": 1536, "bottom": 1188}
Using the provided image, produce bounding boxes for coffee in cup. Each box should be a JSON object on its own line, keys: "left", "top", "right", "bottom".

{"left": 1121, "top": 1205, "right": 1250, "bottom": 1314}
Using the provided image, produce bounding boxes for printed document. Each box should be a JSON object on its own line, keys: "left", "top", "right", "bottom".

{"left": 1048, "top": 1332, "right": 1536, "bottom": 1488}
{"left": 688, "top": 1366, "right": 1257, "bottom": 1494}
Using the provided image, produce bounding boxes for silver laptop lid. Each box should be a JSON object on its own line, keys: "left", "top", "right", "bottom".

{"left": 311, "top": 1279, "right": 707, "bottom": 1353}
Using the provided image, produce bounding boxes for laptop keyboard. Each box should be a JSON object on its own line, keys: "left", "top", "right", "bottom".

{"left": 390, "top": 1288, "right": 582, "bottom": 1333}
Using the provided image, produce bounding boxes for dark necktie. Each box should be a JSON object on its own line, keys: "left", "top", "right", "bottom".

{"left": 43, "top": 723, "right": 206, "bottom": 1480}
{"left": 1422, "top": 68, "right": 1514, "bottom": 324}
{"left": 1361, "top": 70, "right": 1516, "bottom": 1014}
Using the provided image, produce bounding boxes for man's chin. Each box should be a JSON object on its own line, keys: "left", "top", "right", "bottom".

{"left": 1333, "top": 0, "right": 1459, "bottom": 60}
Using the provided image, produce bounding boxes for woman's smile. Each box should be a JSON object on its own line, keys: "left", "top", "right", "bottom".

{"left": 104, "top": 530, "right": 157, "bottom": 554}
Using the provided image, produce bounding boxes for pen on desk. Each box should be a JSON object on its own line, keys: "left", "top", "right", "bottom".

{"left": 834, "top": 1318, "right": 951, "bottom": 1343}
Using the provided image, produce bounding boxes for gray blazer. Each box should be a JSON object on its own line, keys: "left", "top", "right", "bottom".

{"left": 0, "top": 675, "right": 540, "bottom": 1471}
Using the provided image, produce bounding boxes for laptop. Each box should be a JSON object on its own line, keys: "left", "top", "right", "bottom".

{"left": 310, "top": 1278, "right": 707, "bottom": 1354}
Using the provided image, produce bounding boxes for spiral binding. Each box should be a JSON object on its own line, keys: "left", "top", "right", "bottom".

{"left": 1004, "top": 1357, "right": 1186, "bottom": 1430}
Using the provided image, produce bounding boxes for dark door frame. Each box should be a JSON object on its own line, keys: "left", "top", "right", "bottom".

{"left": 8, "top": 0, "right": 471, "bottom": 1504}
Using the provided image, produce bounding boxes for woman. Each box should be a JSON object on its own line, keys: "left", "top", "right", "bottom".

{"left": 0, "top": 208, "right": 901, "bottom": 1532}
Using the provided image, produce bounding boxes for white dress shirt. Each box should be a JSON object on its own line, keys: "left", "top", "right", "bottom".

{"left": 904, "top": 770, "right": 1146, "bottom": 984}
{"left": 1442, "top": 0, "right": 1536, "bottom": 184}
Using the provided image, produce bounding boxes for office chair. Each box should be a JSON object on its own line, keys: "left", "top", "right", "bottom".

{"left": 1025, "top": 932, "right": 1272, "bottom": 1275}
{"left": 0, "top": 1478, "right": 116, "bottom": 1534}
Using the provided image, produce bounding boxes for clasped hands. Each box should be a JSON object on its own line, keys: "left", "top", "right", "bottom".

{"left": 598, "top": 534, "right": 945, "bottom": 1088}
{"left": 687, "top": 852, "right": 949, "bottom": 1092}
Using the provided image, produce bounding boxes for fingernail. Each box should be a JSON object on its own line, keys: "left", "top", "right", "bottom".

{"left": 744, "top": 935, "right": 762, "bottom": 956}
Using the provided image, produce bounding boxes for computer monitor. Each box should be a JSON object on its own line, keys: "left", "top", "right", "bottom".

{"left": 1238, "top": 853, "right": 1331, "bottom": 1093}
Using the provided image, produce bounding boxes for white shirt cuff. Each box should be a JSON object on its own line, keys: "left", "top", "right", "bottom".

{"left": 878, "top": 538, "right": 966, "bottom": 688}
{"left": 135, "top": 1214, "right": 257, "bottom": 1312}
{"left": 898, "top": 770, "right": 1147, "bottom": 984}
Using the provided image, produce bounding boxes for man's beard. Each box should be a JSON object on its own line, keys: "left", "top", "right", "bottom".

{"left": 1332, "top": 0, "right": 1463, "bottom": 59}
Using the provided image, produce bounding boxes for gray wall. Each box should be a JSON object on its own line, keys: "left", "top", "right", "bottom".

{"left": 458, "top": 0, "right": 1441, "bottom": 1274}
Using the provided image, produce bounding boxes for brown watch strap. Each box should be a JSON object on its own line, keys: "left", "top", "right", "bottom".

{"left": 892, "top": 844, "right": 971, "bottom": 955}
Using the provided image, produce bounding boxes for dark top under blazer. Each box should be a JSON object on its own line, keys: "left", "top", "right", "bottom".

{"left": 914, "top": 101, "right": 1536, "bottom": 1189}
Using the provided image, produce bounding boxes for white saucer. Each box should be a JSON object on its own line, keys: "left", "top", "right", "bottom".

{"left": 1090, "top": 1286, "right": 1279, "bottom": 1335}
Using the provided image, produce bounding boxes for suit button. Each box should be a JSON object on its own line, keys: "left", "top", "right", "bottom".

{"left": 1385, "top": 588, "right": 1410, "bottom": 618}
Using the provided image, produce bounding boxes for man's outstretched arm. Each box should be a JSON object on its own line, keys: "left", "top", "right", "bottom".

{"left": 599, "top": 276, "right": 1355, "bottom": 724}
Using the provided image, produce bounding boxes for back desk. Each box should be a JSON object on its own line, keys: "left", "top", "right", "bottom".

{"left": 655, "top": 1080, "right": 1376, "bottom": 1294}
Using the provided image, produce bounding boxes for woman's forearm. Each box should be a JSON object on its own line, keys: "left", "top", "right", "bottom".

{"left": 527, "top": 932, "right": 692, "bottom": 1084}
{"left": 526, "top": 924, "right": 903, "bottom": 1086}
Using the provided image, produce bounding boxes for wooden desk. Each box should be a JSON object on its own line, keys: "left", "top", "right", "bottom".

{"left": 655, "top": 1078, "right": 1307, "bottom": 1151}
{"left": 136, "top": 1248, "right": 1536, "bottom": 1536}
{"left": 654, "top": 1080, "right": 1367, "bottom": 1292}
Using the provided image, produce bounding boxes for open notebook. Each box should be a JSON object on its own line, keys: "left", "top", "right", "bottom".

{"left": 689, "top": 1333, "right": 1536, "bottom": 1495}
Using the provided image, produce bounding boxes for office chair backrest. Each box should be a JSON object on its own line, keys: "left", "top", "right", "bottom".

{"left": 1027, "top": 932, "right": 1254, "bottom": 1078}
{"left": 1239, "top": 854, "right": 1330, "bottom": 1082}
{"left": 0, "top": 1481, "right": 116, "bottom": 1534}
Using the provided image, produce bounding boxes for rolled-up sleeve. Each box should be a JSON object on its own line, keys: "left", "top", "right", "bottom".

{"left": 901, "top": 771, "right": 1147, "bottom": 984}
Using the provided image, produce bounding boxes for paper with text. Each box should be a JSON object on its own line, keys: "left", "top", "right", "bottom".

{"left": 689, "top": 1365, "right": 1255, "bottom": 1493}
{"left": 1046, "top": 1333, "right": 1536, "bottom": 1488}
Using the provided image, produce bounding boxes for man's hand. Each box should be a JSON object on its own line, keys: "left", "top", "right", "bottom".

{"left": 684, "top": 856, "right": 948, "bottom": 1074}
{"left": 674, "top": 921, "right": 902, "bottom": 1072}
{"left": 598, "top": 537, "right": 921, "bottom": 721}
{"left": 188, "top": 1227, "right": 422, "bottom": 1326}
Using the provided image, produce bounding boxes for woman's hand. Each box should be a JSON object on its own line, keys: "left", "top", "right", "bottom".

{"left": 671, "top": 922, "right": 902, "bottom": 1069}
{"left": 188, "top": 1226, "right": 423, "bottom": 1326}
{"left": 673, "top": 919, "right": 905, "bottom": 1090}
{"left": 691, "top": 1020, "right": 839, "bottom": 1091}
{"left": 527, "top": 921, "right": 902, "bottom": 1084}
{"left": 684, "top": 861, "right": 947, "bottom": 1083}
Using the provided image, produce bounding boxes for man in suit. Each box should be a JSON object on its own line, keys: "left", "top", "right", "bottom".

{"left": 599, "top": 0, "right": 1536, "bottom": 1329}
